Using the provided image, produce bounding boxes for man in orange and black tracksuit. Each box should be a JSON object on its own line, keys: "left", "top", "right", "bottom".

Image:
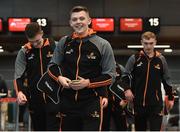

{"left": 124, "top": 32, "right": 174, "bottom": 131}
{"left": 14, "top": 22, "right": 60, "bottom": 130}
{"left": 48, "top": 6, "right": 116, "bottom": 131}
{"left": 124, "top": 50, "right": 174, "bottom": 130}
{"left": 48, "top": 29, "right": 116, "bottom": 130}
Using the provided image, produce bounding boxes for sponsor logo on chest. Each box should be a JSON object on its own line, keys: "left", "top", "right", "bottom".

{"left": 87, "top": 52, "right": 96, "bottom": 60}
{"left": 136, "top": 61, "right": 143, "bottom": 67}
{"left": 46, "top": 51, "right": 53, "bottom": 58}
{"left": 28, "top": 53, "right": 35, "bottom": 60}
{"left": 154, "top": 64, "right": 160, "bottom": 69}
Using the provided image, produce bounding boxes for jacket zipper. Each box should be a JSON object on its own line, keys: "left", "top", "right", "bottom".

{"left": 75, "top": 40, "right": 82, "bottom": 101}
{"left": 93, "top": 89, "right": 98, "bottom": 96}
{"left": 143, "top": 59, "right": 151, "bottom": 106}
{"left": 39, "top": 48, "right": 46, "bottom": 103}
{"left": 156, "top": 90, "right": 159, "bottom": 101}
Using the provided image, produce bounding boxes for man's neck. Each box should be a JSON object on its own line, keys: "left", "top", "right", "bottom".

{"left": 36, "top": 39, "right": 44, "bottom": 48}
{"left": 146, "top": 51, "right": 154, "bottom": 58}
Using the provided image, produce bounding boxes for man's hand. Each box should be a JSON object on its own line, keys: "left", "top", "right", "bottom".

{"left": 58, "top": 76, "right": 71, "bottom": 88}
{"left": 124, "top": 89, "right": 134, "bottom": 102}
{"left": 69, "top": 76, "right": 90, "bottom": 90}
{"left": 119, "top": 100, "right": 128, "bottom": 108}
{"left": 17, "top": 91, "right": 27, "bottom": 105}
{"left": 165, "top": 96, "right": 174, "bottom": 111}
{"left": 166, "top": 100, "right": 174, "bottom": 110}
{"left": 102, "top": 97, "right": 108, "bottom": 108}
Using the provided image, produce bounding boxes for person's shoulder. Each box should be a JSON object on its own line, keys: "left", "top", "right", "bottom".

{"left": 20, "top": 42, "right": 33, "bottom": 53}
{"left": 94, "top": 35, "right": 109, "bottom": 43}
{"left": 155, "top": 50, "right": 166, "bottom": 60}
{"left": 89, "top": 35, "right": 111, "bottom": 49}
{"left": 155, "top": 50, "right": 162, "bottom": 57}
{"left": 157, "top": 51, "right": 167, "bottom": 63}
{"left": 57, "top": 35, "right": 70, "bottom": 45}
{"left": 18, "top": 46, "right": 27, "bottom": 54}
{"left": 59, "top": 35, "right": 69, "bottom": 41}
{"left": 15, "top": 47, "right": 27, "bottom": 60}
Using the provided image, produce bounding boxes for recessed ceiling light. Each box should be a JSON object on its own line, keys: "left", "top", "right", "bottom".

{"left": 127, "top": 45, "right": 170, "bottom": 48}
{"left": 0, "top": 49, "right": 4, "bottom": 52}
{"left": 155, "top": 45, "right": 170, "bottom": 48}
{"left": 164, "top": 49, "right": 172, "bottom": 53}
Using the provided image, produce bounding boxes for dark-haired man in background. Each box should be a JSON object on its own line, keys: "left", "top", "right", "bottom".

{"left": 14, "top": 22, "right": 60, "bottom": 130}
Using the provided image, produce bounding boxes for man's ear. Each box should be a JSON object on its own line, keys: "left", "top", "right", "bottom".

{"left": 41, "top": 30, "right": 44, "bottom": 35}
{"left": 88, "top": 18, "right": 91, "bottom": 25}
{"left": 140, "top": 39, "right": 143, "bottom": 45}
{"left": 69, "top": 20, "right": 73, "bottom": 27}
{"left": 154, "top": 40, "right": 157, "bottom": 45}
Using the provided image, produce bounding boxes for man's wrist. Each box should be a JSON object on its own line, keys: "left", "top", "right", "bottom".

{"left": 18, "top": 91, "right": 23, "bottom": 94}
{"left": 86, "top": 79, "right": 90, "bottom": 87}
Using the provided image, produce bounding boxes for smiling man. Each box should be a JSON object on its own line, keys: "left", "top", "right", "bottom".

{"left": 49, "top": 6, "right": 116, "bottom": 131}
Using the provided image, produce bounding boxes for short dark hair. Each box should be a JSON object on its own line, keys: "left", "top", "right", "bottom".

{"left": 70, "top": 6, "right": 89, "bottom": 16}
{"left": 25, "top": 22, "right": 42, "bottom": 39}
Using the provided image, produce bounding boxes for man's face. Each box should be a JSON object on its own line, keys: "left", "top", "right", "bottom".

{"left": 69, "top": 11, "right": 91, "bottom": 35}
{"left": 141, "top": 38, "right": 157, "bottom": 54}
{"left": 28, "top": 33, "right": 43, "bottom": 48}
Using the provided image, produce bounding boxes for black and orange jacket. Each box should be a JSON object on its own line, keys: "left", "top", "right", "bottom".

{"left": 49, "top": 29, "right": 116, "bottom": 100}
{"left": 125, "top": 50, "right": 174, "bottom": 107}
{"left": 14, "top": 38, "right": 55, "bottom": 102}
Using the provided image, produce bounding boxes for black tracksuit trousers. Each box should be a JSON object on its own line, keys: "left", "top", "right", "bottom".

{"left": 29, "top": 102, "right": 46, "bottom": 131}
{"left": 28, "top": 97, "right": 60, "bottom": 131}
{"left": 59, "top": 92, "right": 103, "bottom": 131}
{"left": 102, "top": 99, "right": 127, "bottom": 131}
{"left": 134, "top": 105, "right": 163, "bottom": 131}
{"left": 45, "top": 97, "right": 61, "bottom": 131}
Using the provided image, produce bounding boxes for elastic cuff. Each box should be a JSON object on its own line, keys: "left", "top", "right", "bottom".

{"left": 168, "top": 95, "right": 174, "bottom": 100}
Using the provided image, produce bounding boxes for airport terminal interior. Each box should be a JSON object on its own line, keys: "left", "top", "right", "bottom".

{"left": 0, "top": 0, "right": 179, "bottom": 131}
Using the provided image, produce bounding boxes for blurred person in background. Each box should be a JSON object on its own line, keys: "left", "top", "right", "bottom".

{"left": 0, "top": 74, "right": 8, "bottom": 98}
{"left": 102, "top": 63, "right": 128, "bottom": 131}
{"left": 0, "top": 74, "right": 8, "bottom": 131}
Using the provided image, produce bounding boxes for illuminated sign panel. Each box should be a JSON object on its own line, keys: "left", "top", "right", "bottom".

{"left": 92, "top": 18, "right": 114, "bottom": 32}
{"left": 8, "top": 18, "right": 31, "bottom": 32}
{"left": 120, "top": 18, "right": 143, "bottom": 32}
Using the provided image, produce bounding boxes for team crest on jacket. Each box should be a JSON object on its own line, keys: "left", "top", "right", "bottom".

{"left": 46, "top": 51, "right": 53, "bottom": 58}
{"left": 154, "top": 64, "right": 160, "bottom": 69}
{"left": 65, "top": 49, "right": 73, "bottom": 54}
{"left": 87, "top": 52, "right": 96, "bottom": 60}
{"left": 90, "top": 111, "right": 100, "bottom": 118}
{"left": 28, "top": 54, "right": 35, "bottom": 60}
{"left": 136, "top": 61, "right": 143, "bottom": 67}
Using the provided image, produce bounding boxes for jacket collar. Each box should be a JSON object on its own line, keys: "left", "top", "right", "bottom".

{"left": 72, "top": 28, "right": 96, "bottom": 39}
{"left": 140, "top": 50, "right": 161, "bottom": 58}
{"left": 24, "top": 38, "right": 50, "bottom": 50}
